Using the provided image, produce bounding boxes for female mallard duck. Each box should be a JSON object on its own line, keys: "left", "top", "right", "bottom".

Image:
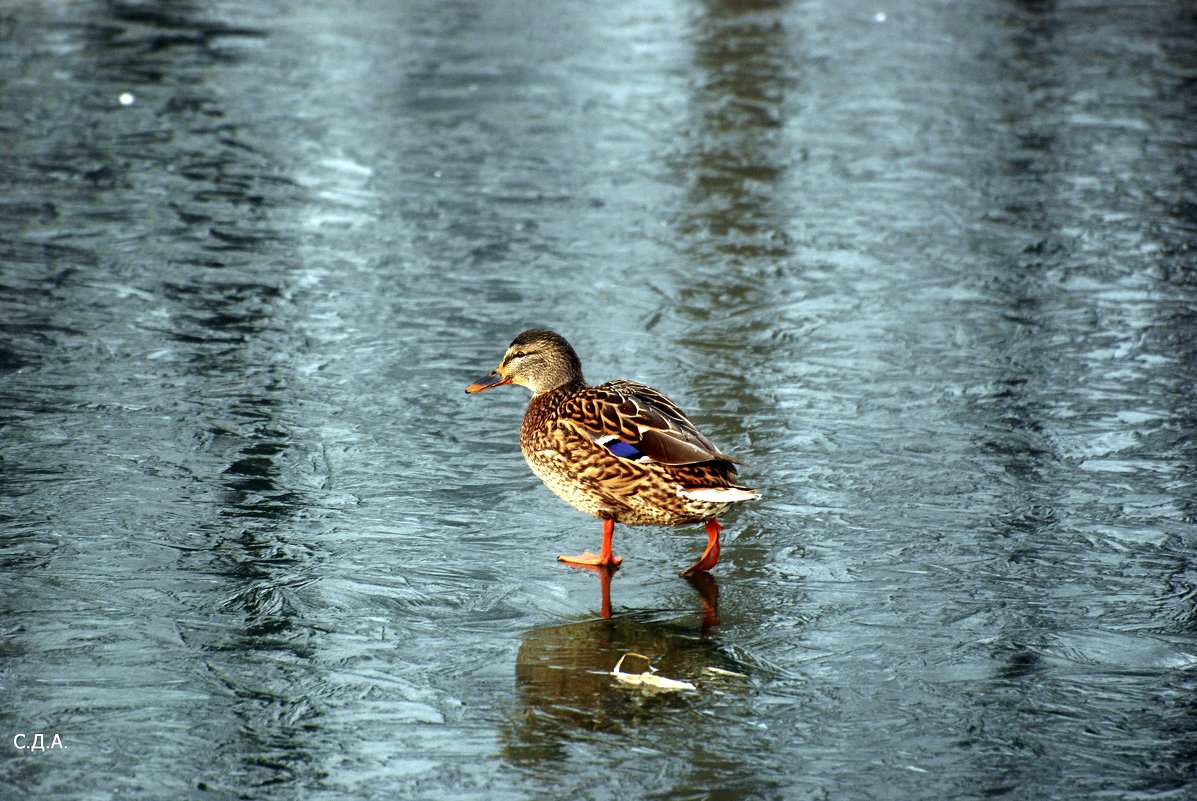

{"left": 465, "top": 328, "right": 757, "bottom": 574}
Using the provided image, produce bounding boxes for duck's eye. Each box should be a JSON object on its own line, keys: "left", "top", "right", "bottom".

{"left": 512, "top": 350, "right": 527, "bottom": 359}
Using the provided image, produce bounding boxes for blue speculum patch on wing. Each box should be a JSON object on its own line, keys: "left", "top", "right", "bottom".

{"left": 606, "top": 439, "right": 644, "bottom": 460}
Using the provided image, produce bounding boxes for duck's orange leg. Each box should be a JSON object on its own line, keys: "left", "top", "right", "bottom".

{"left": 681, "top": 518, "right": 723, "bottom": 575}
{"left": 559, "top": 517, "right": 624, "bottom": 568}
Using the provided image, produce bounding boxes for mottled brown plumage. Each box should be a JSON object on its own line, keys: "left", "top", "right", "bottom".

{"left": 466, "top": 328, "right": 758, "bottom": 573}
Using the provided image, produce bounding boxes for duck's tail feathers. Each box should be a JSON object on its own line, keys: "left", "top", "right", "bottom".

{"left": 676, "top": 486, "right": 759, "bottom": 503}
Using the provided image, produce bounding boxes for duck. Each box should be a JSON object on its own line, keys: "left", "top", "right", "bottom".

{"left": 465, "top": 328, "right": 757, "bottom": 574}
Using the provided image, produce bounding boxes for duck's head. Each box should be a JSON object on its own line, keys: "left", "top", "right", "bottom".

{"left": 466, "top": 328, "right": 584, "bottom": 395}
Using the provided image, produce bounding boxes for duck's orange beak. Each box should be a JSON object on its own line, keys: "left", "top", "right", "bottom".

{"left": 465, "top": 368, "right": 512, "bottom": 393}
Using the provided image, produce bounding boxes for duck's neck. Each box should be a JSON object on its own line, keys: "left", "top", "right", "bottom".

{"left": 531, "top": 376, "right": 587, "bottom": 398}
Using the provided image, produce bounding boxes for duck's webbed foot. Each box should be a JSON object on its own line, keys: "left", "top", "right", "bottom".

{"left": 558, "top": 517, "right": 623, "bottom": 568}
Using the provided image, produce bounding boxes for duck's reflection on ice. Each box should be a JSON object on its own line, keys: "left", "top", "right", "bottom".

{"left": 503, "top": 573, "right": 751, "bottom": 758}
{"left": 571, "top": 565, "right": 720, "bottom": 629}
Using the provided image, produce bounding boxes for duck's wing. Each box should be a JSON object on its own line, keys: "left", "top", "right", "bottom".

{"left": 558, "top": 380, "right": 744, "bottom": 467}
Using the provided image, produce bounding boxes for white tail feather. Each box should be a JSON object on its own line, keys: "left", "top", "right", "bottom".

{"left": 676, "top": 486, "right": 759, "bottom": 502}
